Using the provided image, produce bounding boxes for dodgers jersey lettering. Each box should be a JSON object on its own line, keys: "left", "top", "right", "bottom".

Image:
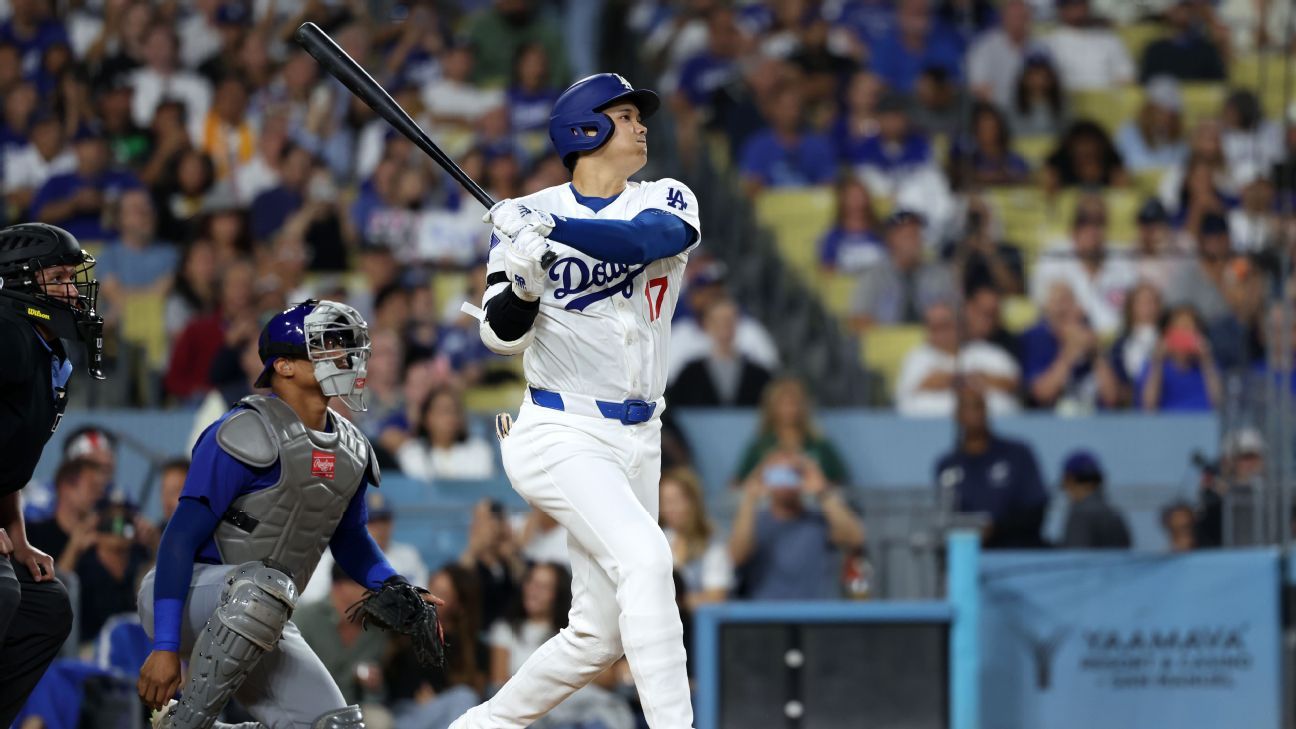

{"left": 483, "top": 178, "right": 701, "bottom": 402}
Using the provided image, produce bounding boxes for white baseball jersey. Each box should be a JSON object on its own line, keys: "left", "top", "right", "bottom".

{"left": 482, "top": 178, "right": 701, "bottom": 402}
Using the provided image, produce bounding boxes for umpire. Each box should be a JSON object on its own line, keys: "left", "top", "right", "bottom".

{"left": 0, "top": 223, "right": 105, "bottom": 722}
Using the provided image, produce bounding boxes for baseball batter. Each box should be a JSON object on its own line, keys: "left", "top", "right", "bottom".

{"left": 450, "top": 73, "right": 700, "bottom": 729}
{"left": 135, "top": 300, "right": 443, "bottom": 729}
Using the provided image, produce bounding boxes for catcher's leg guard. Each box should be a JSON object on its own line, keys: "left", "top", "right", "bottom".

{"left": 312, "top": 705, "right": 364, "bottom": 729}
{"left": 158, "top": 561, "right": 298, "bottom": 729}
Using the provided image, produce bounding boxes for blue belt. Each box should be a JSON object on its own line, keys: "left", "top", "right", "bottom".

{"left": 528, "top": 386, "right": 658, "bottom": 425}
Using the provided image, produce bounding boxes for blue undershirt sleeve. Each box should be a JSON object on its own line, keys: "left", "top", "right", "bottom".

{"left": 151, "top": 415, "right": 264, "bottom": 651}
{"left": 151, "top": 498, "right": 220, "bottom": 652}
{"left": 548, "top": 209, "right": 697, "bottom": 265}
{"left": 328, "top": 482, "right": 398, "bottom": 589}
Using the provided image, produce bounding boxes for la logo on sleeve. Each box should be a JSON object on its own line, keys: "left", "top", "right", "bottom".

{"left": 312, "top": 450, "right": 336, "bottom": 480}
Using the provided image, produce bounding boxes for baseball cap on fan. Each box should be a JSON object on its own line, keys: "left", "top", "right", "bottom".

{"left": 367, "top": 492, "right": 394, "bottom": 523}
{"left": 1062, "top": 450, "right": 1104, "bottom": 484}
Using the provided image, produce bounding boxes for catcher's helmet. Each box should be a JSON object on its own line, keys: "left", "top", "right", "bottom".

{"left": 254, "top": 299, "right": 372, "bottom": 412}
{"left": 0, "top": 223, "right": 104, "bottom": 379}
{"left": 548, "top": 73, "right": 659, "bottom": 170}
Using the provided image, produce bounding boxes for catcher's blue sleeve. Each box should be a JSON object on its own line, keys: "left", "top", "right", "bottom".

{"left": 151, "top": 499, "right": 219, "bottom": 651}
{"left": 328, "top": 482, "right": 399, "bottom": 589}
{"left": 151, "top": 410, "right": 278, "bottom": 651}
{"left": 548, "top": 209, "right": 695, "bottom": 264}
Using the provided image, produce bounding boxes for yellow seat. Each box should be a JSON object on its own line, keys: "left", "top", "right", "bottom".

{"left": 860, "top": 325, "right": 925, "bottom": 397}
{"left": 1001, "top": 296, "right": 1040, "bottom": 334}
{"left": 706, "top": 132, "right": 733, "bottom": 171}
{"left": 1103, "top": 188, "right": 1143, "bottom": 246}
{"left": 1117, "top": 23, "right": 1168, "bottom": 61}
{"left": 822, "top": 272, "right": 857, "bottom": 319}
{"left": 1013, "top": 135, "right": 1055, "bottom": 169}
{"left": 1179, "top": 83, "right": 1226, "bottom": 129}
{"left": 464, "top": 382, "right": 525, "bottom": 413}
{"left": 984, "top": 186, "right": 1048, "bottom": 261}
{"left": 431, "top": 270, "right": 470, "bottom": 322}
{"left": 1050, "top": 188, "right": 1142, "bottom": 248}
{"left": 1229, "top": 53, "right": 1296, "bottom": 117}
{"left": 119, "top": 290, "right": 168, "bottom": 370}
{"left": 1070, "top": 86, "right": 1143, "bottom": 135}
{"left": 754, "top": 187, "right": 835, "bottom": 282}
{"left": 930, "top": 133, "right": 951, "bottom": 168}
{"left": 1132, "top": 168, "right": 1166, "bottom": 196}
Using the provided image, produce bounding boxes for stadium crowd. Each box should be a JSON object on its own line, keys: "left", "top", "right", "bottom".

{"left": 4, "top": 0, "right": 1294, "bottom": 724}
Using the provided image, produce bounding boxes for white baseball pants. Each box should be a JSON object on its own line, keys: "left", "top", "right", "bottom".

{"left": 450, "top": 402, "right": 694, "bottom": 729}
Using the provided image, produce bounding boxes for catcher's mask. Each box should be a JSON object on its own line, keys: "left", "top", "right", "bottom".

{"left": 255, "top": 299, "right": 372, "bottom": 412}
{"left": 0, "top": 223, "right": 104, "bottom": 379}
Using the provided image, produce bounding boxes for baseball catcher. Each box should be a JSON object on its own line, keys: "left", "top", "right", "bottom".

{"left": 136, "top": 299, "right": 444, "bottom": 728}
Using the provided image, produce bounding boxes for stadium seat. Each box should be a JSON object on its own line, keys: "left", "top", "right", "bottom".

{"left": 464, "top": 381, "right": 525, "bottom": 413}
{"left": 983, "top": 186, "right": 1048, "bottom": 260}
{"left": 1049, "top": 189, "right": 1142, "bottom": 247}
{"left": 860, "top": 325, "right": 924, "bottom": 397}
{"left": 432, "top": 269, "right": 470, "bottom": 320}
{"left": 930, "top": 133, "right": 951, "bottom": 168}
{"left": 1070, "top": 86, "right": 1143, "bottom": 134}
{"left": 1001, "top": 296, "right": 1040, "bottom": 334}
{"left": 1132, "top": 168, "right": 1167, "bottom": 196}
{"left": 119, "top": 290, "right": 168, "bottom": 371}
{"left": 1179, "top": 83, "right": 1226, "bottom": 129}
{"left": 754, "top": 187, "right": 835, "bottom": 283}
{"left": 1012, "top": 135, "right": 1055, "bottom": 169}
{"left": 822, "top": 271, "right": 857, "bottom": 320}
{"left": 1116, "top": 23, "right": 1168, "bottom": 61}
{"left": 1229, "top": 53, "right": 1296, "bottom": 117}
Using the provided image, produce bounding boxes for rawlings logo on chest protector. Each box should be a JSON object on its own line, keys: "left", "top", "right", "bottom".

{"left": 549, "top": 257, "right": 649, "bottom": 312}
{"left": 311, "top": 450, "right": 336, "bottom": 479}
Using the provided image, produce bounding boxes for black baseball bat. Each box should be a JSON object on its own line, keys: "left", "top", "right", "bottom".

{"left": 294, "top": 22, "right": 557, "bottom": 268}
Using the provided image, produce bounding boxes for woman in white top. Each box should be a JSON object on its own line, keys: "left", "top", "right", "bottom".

{"left": 488, "top": 563, "right": 634, "bottom": 729}
{"left": 659, "top": 467, "right": 732, "bottom": 610}
{"left": 395, "top": 387, "right": 496, "bottom": 481}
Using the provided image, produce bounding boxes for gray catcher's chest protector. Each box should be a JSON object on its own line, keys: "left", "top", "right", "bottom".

{"left": 213, "top": 395, "right": 378, "bottom": 593}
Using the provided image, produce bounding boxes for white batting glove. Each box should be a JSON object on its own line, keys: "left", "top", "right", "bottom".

{"left": 503, "top": 230, "right": 550, "bottom": 301}
{"left": 483, "top": 199, "right": 556, "bottom": 239}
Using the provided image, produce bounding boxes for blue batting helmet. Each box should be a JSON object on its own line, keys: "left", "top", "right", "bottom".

{"left": 549, "top": 73, "right": 660, "bottom": 170}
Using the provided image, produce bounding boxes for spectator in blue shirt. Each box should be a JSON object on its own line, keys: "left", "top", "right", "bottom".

{"left": 829, "top": 0, "right": 895, "bottom": 50}
{"left": 506, "top": 42, "right": 560, "bottom": 134}
{"left": 934, "top": 386, "right": 1048, "bottom": 548}
{"left": 675, "top": 7, "right": 745, "bottom": 114}
{"left": 32, "top": 126, "right": 141, "bottom": 242}
{"left": 1137, "top": 305, "right": 1221, "bottom": 412}
{"left": 869, "top": 0, "right": 964, "bottom": 94}
{"left": 830, "top": 71, "right": 884, "bottom": 164}
{"left": 849, "top": 93, "right": 933, "bottom": 191}
{"left": 1020, "top": 281, "right": 1122, "bottom": 410}
{"left": 738, "top": 82, "right": 837, "bottom": 194}
{"left": 818, "top": 176, "right": 883, "bottom": 271}
{"left": 0, "top": 0, "right": 68, "bottom": 79}
{"left": 728, "top": 450, "right": 865, "bottom": 600}
{"left": 250, "top": 144, "right": 312, "bottom": 244}
{"left": 96, "top": 188, "right": 179, "bottom": 319}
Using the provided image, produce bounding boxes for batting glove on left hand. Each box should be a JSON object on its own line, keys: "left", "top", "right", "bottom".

{"left": 504, "top": 229, "right": 550, "bottom": 301}
{"left": 484, "top": 199, "right": 556, "bottom": 238}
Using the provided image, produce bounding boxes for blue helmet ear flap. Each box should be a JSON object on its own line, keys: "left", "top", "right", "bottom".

{"left": 550, "top": 112, "right": 614, "bottom": 168}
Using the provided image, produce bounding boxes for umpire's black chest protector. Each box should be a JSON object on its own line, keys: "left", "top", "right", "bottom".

{"left": 0, "top": 306, "right": 69, "bottom": 497}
